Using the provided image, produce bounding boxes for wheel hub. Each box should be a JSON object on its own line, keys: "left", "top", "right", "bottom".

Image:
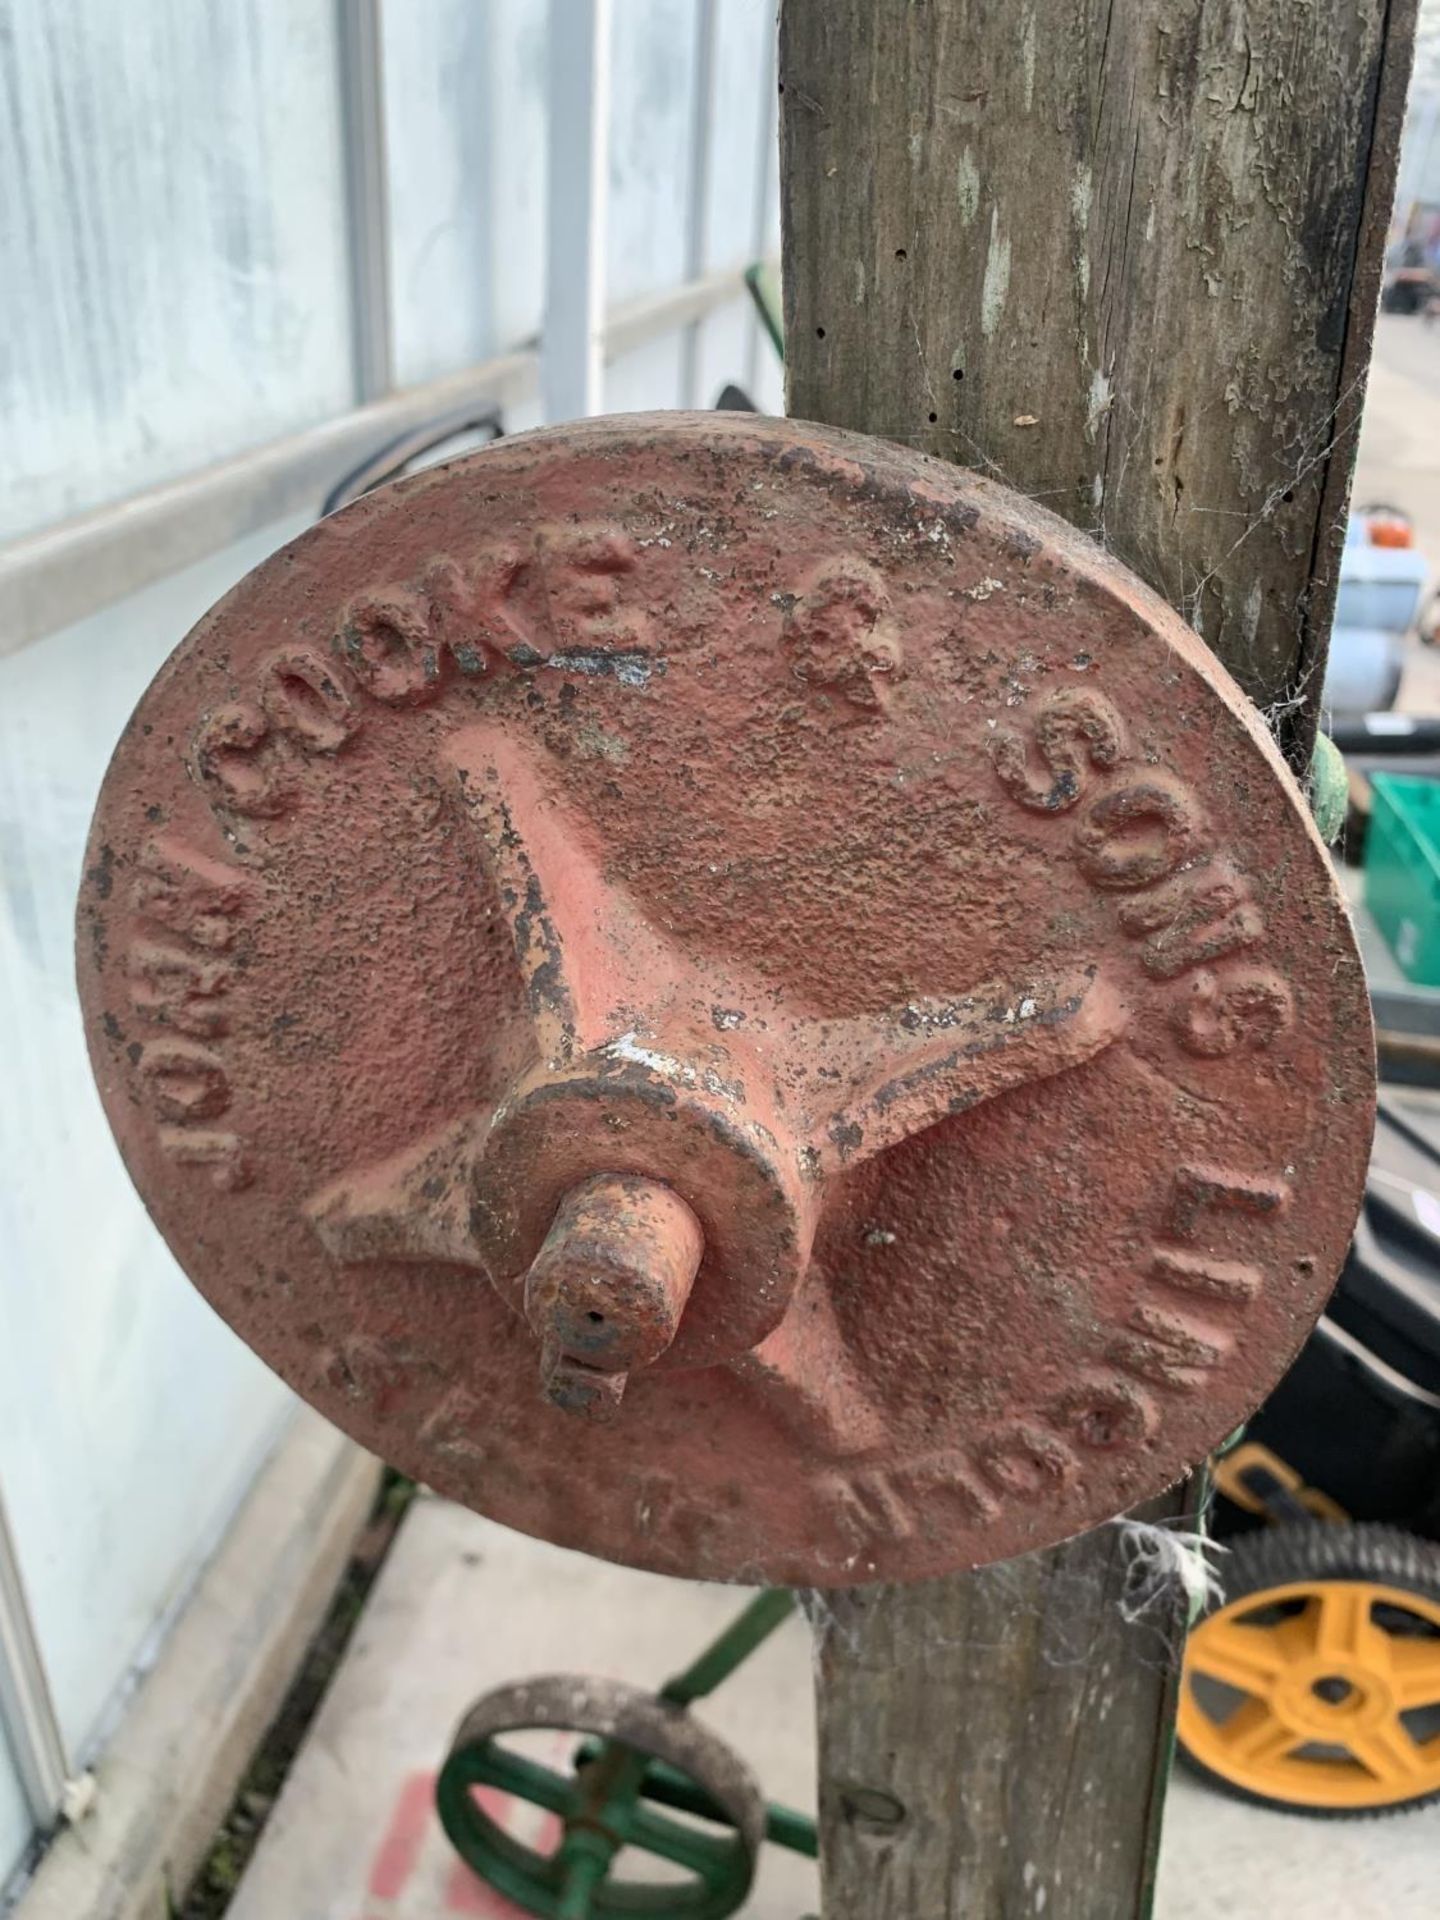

{"left": 1279, "top": 1662, "right": 1389, "bottom": 1735}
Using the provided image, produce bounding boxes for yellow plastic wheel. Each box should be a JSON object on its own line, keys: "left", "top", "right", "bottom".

{"left": 1179, "top": 1525, "right": 1440, "bottom": 1815}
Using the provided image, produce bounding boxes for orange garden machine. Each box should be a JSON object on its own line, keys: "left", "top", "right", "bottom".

{"left": 76, "top": 416, "right": 1376, "bottom": 1913}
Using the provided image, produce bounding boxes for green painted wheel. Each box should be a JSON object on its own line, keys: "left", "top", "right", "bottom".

{"left": 436, "top": 1674, "right": 766, "bottom": 1919}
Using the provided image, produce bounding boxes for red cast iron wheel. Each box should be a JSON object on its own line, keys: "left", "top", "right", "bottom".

{"left": 76, "top": 413, "right": 1374, "bottom": 1586}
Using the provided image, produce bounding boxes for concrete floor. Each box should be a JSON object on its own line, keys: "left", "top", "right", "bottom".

{"left": 228, "top": 320, "right": 1440, "bottom": 1920}
{"left": 228, "top": 1498, "right": 820, "bottom": 1920}
{"left": 227, "top": 1496, "right": 1440, "bottom": 1920}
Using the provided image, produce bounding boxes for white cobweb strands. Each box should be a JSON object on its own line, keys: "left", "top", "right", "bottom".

{"left": 1112, "top": 1516, "right": 1226, "bottom": 1629}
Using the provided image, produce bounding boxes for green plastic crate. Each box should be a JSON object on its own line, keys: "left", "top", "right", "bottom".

{"left": 1365, "top": 772, "right": 1440, "bottom": 985}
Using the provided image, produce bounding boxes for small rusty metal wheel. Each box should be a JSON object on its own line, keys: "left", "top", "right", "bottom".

{"left": 436, "top": 1674, "right": 767, "bottom": 1917}
{"left": 1179, "top": 1525, "right": 1440, "bottom": 1814}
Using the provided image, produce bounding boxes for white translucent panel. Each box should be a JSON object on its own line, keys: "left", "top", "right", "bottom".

{"left": 0, "top": 1736, "right": 30, "bottom": 1901}
{"left": 704, "top": 0, "right": 773, "bottom": 269}
{"left": 752, "top": 328, "right": 785, "bottom": 417}
{"left": 604, "top": 333, "right": 686, "bottom": 412}
{"left": 381, "top": 0, "right": 548, "bottom": 385}
{"left": 0, "top": 520, "right": 307, "bottom": 1758}
{"left": 0, "top": 2, "right": 354, "bottom": 541}
{"left": 506, "top": 392, "right": 547, "bottom": 437}
{"left": 606, "top": 0, "right": 701, "bottom": 304}
{"left": 693, "top": 296, "right": 755, "bottom": 408}
{"left": 759, "top": 87, "right": 781, "bottom": 259}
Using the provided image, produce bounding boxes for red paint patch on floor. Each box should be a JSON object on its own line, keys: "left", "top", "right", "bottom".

{"left": 367, "top": 1770, "right": 437, "bottom": 1900}
{"left": 363, "top": 1767, "right": 565, "bottom": 1917}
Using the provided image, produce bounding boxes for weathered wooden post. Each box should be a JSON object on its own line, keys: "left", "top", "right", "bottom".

{"left": 780, "top": 3, "right": 1416, "bottom": 1913}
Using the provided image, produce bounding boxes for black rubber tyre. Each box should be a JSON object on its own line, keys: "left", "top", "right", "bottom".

{"left": 1177, "top": 1523, "right": 1440, "bottom": 1817}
